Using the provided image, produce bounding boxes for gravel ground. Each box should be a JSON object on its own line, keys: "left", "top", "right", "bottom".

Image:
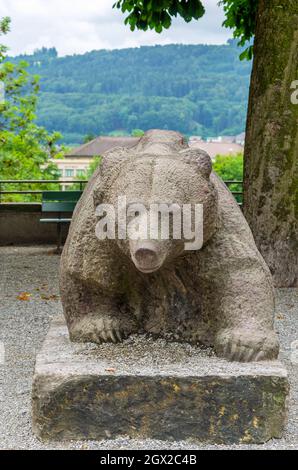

{"left": 0, "top": 245, "right": 297, "bottom": 450}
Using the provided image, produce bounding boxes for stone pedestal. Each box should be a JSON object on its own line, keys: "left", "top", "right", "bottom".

{"left": 32, "top": 316, "right": 289, "bottom": 443}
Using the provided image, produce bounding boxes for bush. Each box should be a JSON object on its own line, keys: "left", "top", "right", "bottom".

{"left": 213, "top": 153, "right": 243, "bottom": 203}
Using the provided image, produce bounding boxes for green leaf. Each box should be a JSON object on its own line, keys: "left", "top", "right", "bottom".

{"left": 114, "top": 0, "right": 206, "bottom": 32}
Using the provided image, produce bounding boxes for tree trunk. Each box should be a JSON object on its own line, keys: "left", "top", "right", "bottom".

{"left": 243, "top": 0, "right": 298, "bottom": 287}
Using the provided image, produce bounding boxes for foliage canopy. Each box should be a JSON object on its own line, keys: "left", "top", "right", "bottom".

{"left": 113, "top": 0, "right": 258, "bottom": 59}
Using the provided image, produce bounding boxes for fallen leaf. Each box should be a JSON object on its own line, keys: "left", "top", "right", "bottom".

{"left": 17, "top": 292, "right": 31, "bottom": 301}
{"left": 105, "top": 368, "right": 116, "bottom": 373}
{"left": 276, "top": 313, "right": 285, "bottom": 320}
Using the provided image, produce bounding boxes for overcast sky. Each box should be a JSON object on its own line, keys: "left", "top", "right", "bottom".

{"left": 1, "top": 0, "right": 231, "bottom": 57}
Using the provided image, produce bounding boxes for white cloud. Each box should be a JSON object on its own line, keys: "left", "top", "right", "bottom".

{"left": 1, "top": 0, "right": 231, "bottom": 56}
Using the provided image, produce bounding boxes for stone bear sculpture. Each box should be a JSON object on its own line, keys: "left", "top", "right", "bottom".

{"left": 60, "top": 130, "right": 279, "bottom": 362}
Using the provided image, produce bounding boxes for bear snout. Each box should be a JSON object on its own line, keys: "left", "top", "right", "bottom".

{"left": 130, "top": 241, "right": 165, "bottom": 274}
{"left": 135, "top": 247, "right": 158, "bottom": 267}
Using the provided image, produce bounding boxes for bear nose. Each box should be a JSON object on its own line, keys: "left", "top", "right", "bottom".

{"left": 134, "top": 248, "right": 158, "bottom": 266}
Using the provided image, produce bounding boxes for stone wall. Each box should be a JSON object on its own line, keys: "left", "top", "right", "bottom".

{"left": 0, "top": 204, "right": 70, "bottom": 245}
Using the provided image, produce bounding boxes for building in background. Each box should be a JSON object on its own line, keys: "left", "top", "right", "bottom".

{"left": 189, "top": 133, "right": 245, "bottom": 159}
{"left": 51, "top": 136, "right": 140, "bottom": 189}
{"left": 235, "top": 132, "right": 246, "bottom": 146}
{"left": 51, "top": 134, "right": 244, "bottom": 188}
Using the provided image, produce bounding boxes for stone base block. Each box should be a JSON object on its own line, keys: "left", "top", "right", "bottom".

{"left": 32, "top": 316, "right": 289, "bottom": 443}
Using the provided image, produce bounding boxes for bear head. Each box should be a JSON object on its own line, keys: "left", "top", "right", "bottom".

{"left": 93, "top": 141, "right": 218, "bottom": 274}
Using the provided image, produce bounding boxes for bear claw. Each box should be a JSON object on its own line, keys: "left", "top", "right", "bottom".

{"left": 215, "top": 328, "right": 279, "bottom": 362}
{"left": 70, "top": 315, "right": 128, "bottom": 344}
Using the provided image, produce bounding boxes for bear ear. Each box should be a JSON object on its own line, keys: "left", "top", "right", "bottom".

{"left": 92, "top": 146, "right": 131, "bottom": 207}
{"left": 180, "top": 148, "right": 212, "bottom": 179}
{"left": 195, "top": 150, "right": 212, "bottom": 178}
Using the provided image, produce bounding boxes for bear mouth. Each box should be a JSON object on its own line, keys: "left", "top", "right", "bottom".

{"left": 134, "top": 262, "right": 163, "bottom": 274}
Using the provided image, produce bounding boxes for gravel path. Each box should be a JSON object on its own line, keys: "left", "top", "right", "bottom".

{"left": 0, "top": 246, "right": 297, "bottom": 450}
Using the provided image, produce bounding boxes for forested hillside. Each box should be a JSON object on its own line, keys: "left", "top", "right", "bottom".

{"left": 10, "top": 40, "right": 251, "bottom": 144}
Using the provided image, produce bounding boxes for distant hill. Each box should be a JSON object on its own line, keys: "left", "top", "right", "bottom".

{"left": 10, "top": 41, "right": 252, "bottom": 145}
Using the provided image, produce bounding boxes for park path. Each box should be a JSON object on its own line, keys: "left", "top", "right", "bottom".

{"left": 0, "top": 246, "right": 297, "bottom": 449}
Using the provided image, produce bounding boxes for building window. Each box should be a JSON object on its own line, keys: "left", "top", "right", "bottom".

{"left": 65, "top": 169, "right": 74, "bottom": 177}
{"left": 57, "top": 169, "right": 63, "bottom": 177}
{"left": 76, "top": 169, "right": 85, "bottom": 177}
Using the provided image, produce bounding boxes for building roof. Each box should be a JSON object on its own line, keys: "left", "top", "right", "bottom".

{"left": 66, "top": 136, "right": 140, "bottom": 158}
{"left": 65, "top": 135, "right": 243, "bottom": 160}
{"left": 189, "top": 141, "right": 243, "bottom": 159}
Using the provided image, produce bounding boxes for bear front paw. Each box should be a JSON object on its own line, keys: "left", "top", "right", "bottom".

{"left": 215, "top": 328, "right": 279, "bottom": 362}
{"left": 70, "top": 315, "right": 131, "bottom": 344}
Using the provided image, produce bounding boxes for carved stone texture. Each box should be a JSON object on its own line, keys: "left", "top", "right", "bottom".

{"left": 60, "top": 129, "right": 280, "bottom": 362}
